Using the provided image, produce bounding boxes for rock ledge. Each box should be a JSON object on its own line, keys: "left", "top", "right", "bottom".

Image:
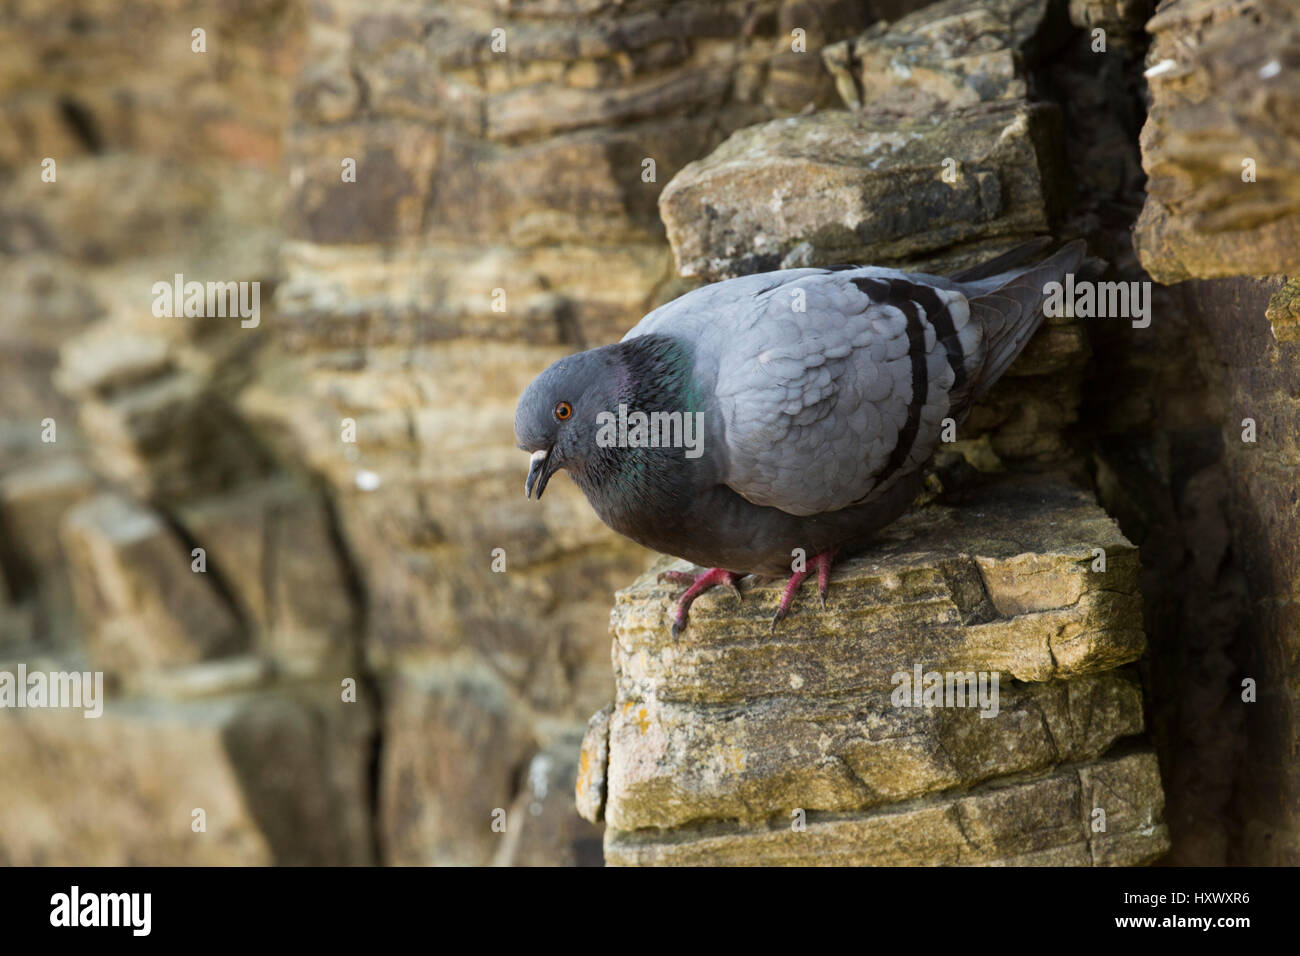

{"left": 579, "top": 474, "right": 1168, "bottom": 866}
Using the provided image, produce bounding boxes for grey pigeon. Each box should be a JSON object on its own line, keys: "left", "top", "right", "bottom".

{"left": 515, "top": 238, "right": 1086, "bottom": 636}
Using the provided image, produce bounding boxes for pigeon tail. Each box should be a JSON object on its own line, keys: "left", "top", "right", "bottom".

{"left": 962, "top": 239, "right": 1087, "bottom": 400}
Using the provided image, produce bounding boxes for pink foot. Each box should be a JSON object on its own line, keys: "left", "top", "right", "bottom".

{"left": 770, "top": 549, "right": 837, "bottom": 633}
{"left": 658, "top": 567, "right": 744, "bottom": 639}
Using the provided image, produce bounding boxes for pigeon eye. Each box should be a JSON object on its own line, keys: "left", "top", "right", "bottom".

{"left": 554, "top": 401, "right": 573, "bottom": 421}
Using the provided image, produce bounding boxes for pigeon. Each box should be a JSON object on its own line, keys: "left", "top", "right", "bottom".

{"left": 515, "top": 238, "right": 1086, "bottom": 636}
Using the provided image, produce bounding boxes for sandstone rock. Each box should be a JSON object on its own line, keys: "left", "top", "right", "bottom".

{"left": 67, "top": 368, "right": 274, "bottom": 502}
{"left": 294, "top": 56, "right": 362, "bottom": 126}
{"left": 0, "top": 605, "right": 34, "bottom": 652}
{"left": 958, "top": 312, "right": 1090, "bottom": 464}
{"left": 1068, "top": 0, "right": 1152, "bottom": 36}
{"left": 0, "top": 0, "right": 401, "bottom": 873}
{"left": 286, "top": 120, "right": 437, "bottom": 245}
{"left": 415, "top": 1, "right": 866, "bottom": 142}
{"left": 1134, "top": 0, "right": 1300, "bottom": 281}
{"left": 239, "top": 337, "right": 655, "bottom": 720}
{"left": 0, "top": 457, "right": 97, "bottom": 649}
{"left": 575, "top": 704, "right": 611, "bottom": 824}
{"left": 822, "top": 0, "right": 1056, "bottom": 114}
{"left": 0, "top": 1, "right": 299, "bottom": 172}
{"left": 129, "top": 655, "right": 273, "bottom": 701}
{"left": 175, "top": 477, "right": 358, "bottom": 676}
{"left": 1160, "top": 276, "right": 1300, "bottom": 865}
{"left": 271, "top": 239, "right": 677, "bottom": 350}
{"left": 604, "top": 750, "right": 1168, "bottom": 865}
{"left": 425, "top": 120, "right": 744, "bottom": 247}
{"left": 221, "top": 686, "right": 375, "bottom": 866}
{"left": 585, "top": 473, "right": 1158, "bottom": 863}
{"left": 56, "top": 328, "right": 174, "bottom": 397}
{"left": 0, "top": 157, "right": 283, "bottom": 270}
{"left": 1266, "top": 278, "right": 1300, "bottom": 343}
{"left": 0, "top": 681, "right": 372, "bottom": 865}
{"left": 0, "top": 457, "right": 96, "bottom": 578}
{"left": 600, "top": 670, "right": 1145, "bottom": 833}
{"left": 0, "top": 256, "right": 99, "bottom": 455}
{"left": 60, "top": 492, "right": 246, "bottom": 674}
{"left": 659, "top": 101, "right": 1064, "bottom": 281}
{"left": 378, "top": 665, "right": 537, "bottom": 865}
{"left": 492, "top": 732, "right": 605, "bottom": 867}
{"left": 277, "top": 0, "right": 878, "bottom": 356}
{"left": 0, "top": 254, "right": 102, "bottom": 348}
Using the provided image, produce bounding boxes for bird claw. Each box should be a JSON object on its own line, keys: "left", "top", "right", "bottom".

{"left": 661, "top": 557, "right": 834, "bottom": 637}
{"left": 769, "top": 548, "right": 838, "bottom": 633}
{"left": 661, "top": 567, "right": 744, "bottom": 640}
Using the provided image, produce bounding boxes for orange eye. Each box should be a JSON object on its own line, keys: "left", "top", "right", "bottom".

{"left": 554, "top": 401, "right": 573, "bottom": 421}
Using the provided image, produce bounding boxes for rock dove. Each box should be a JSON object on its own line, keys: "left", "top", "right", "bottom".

{"left": 515, "top": 238, "right": 1086, "bottom": 636}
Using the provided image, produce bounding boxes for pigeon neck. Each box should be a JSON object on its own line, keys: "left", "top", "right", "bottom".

{"left": 567, "top": 335, "right": 698, "bottom": 526}
{"left": 613, "top": 334, "right": 694, "bottom": 408}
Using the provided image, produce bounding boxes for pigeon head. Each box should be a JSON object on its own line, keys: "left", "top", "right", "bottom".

{"left": 514, "top": 346, "right": 622, "bottom": 500}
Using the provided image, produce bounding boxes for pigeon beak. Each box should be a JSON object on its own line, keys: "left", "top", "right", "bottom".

{"left": 524, "top": 448, "right": 555, "bottom": 500}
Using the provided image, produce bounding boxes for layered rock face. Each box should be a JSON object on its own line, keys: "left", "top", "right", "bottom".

{"left": 667, "top": 0, "right": 1071, "bottom": 282}
{"left": 821, "top": 0, "right": 1056, "bottom": 114}
{"left": 660, "top": 103, "right": 1063, "bottom": 279}
{"left": 0, "top": 0, "right": 378, "bottom": 865}
{"left": 0, "top": 0, "right": 1296, "bottom": 867}
{"left": 1134, "top": 0, "right": 1300, "bottom": 282}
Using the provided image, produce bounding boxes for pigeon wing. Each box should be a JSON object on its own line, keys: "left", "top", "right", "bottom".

{"left": 628, "top": 269, "right": 981, "bottom": 517}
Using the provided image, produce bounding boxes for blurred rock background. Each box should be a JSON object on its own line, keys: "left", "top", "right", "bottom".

{"left": 0, "top": 0, "right": 1296, "bottom": 865}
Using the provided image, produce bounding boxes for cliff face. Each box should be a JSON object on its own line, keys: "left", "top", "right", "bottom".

{"left": 1134, "top": 0, "right": 1300, "bottom": 282}
{"left": 0, "top": 0, "right": 1296, "bottom": 866}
